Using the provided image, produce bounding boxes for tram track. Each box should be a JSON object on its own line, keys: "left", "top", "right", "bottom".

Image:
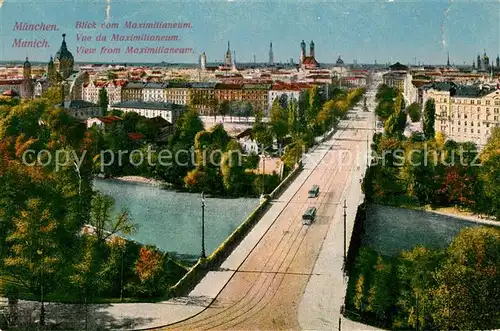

{"left": 159, "top": 114, "right": 366, "bottom": 331}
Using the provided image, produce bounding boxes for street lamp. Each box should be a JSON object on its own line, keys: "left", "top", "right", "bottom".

{"left": 201, "top": 192, "right": 206, "bottom": 259}
{"left": 343, "top": 200, "right": 347, "bottom": 271}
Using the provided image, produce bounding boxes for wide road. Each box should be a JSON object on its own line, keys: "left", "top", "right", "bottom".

{"left": 158, "top": 86, "right": 378, "bottom": 331}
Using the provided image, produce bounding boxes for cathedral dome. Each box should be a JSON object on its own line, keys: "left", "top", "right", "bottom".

{"left": 55, "top": 34, "right": 74, "bottom": 62}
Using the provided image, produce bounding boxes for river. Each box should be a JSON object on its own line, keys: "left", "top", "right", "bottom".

{"left": 93, "top": 179, "right": 259, "bottom": 260}
{"left": 363, "top": 204, "right": 495, "bottom": 256}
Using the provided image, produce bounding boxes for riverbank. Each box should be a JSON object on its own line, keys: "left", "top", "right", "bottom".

{"left": 426, "top": 206, "right": 498, "bottom": 227}
{"left": 114, "top": 175, "right": 164, "bottom": 186}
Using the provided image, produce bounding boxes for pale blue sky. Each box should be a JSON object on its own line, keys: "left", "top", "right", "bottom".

{"left": 0, "top": 0, "right": 499, "bottom": 64}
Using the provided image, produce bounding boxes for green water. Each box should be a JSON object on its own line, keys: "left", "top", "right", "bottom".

{"left": 363, "top": 204, "right": 494, "bottom": 256}
{"left": 93, "top": 179, "right": 259, "bottom": 259}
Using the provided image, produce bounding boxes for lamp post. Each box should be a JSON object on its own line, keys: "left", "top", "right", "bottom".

{"left": 343, "top": 200, "right": 347, "bottom": 270}
{"left": 201, "top": 192, "right": 206, "bottom": 259}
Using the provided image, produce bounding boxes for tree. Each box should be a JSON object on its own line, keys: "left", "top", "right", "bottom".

{"left": 281, "top": 140, "right": 304, "bottom": 169}
{"left": 3, "top": 199, "right": 61, "bottom": 326}
{"left": 307, "top": 86, "right": 321, "bottom": 128}
{"left": 423, "top": 98, "right": 435, "bottom": 140}
{"left": 406, "top": 102, "right": 421, "bottom": 122}
{"left": 252, "top": 110, "right": 273, "bottom": 154}
{"left": 90, "top": 193, "right": 137, "bottom": 246}
{"left": 70, "top": 235, "right": 102, "bottom": 329}
{"left": 41, "top": 86, "right": 63, "bottom": 105}
{"left": 98, "top": 87, "right": 109, "bottom": 116}
{"left": 269, "top": 98, "right": 289, "bottom": 145}
{"left": 432, "top": 227, "right": 500, "bottom": 330}
{"left": 221, "top": 140, "right": 248, "bottom": 195}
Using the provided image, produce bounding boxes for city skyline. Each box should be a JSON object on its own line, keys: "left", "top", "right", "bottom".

{"left": 0, "top": 1, "right": 499, "bottom": 65}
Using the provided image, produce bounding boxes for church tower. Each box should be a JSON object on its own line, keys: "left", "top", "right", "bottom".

{"left": 483, "top": 50, "right": 490, "bottom": 70}
{"left": 232, "top": 50, "right": 237, "bottom": 71}
{"left": 200, "top": 52, "right": 207, "bottom": 71}
{"left": 225, "top": 41, "right": 232, "bottom": 67}
{"left": 268, "top": 42, "right": 274, "bottom": 66}
{"left": 447, "top": 52, "right": 450, "bottom": 67}
{"left": 23, "top": 57, "right": 31, "bottom": 79}
{"left": 54, "top": 34, "right": 74, "bottom": 80}
{"left": 300, "top": 40, "right": 306, "bottom": 64}
{"left": 20, "top": 57, "right": 33, "bottom": 98}
{"left": 477, "top": 54, "right": 482, "bottom": 70}
{"left": 47, "top": 55, "right": 56, "bottom": 82}
{"left": 310, "top": 40, "right": 315, "bottom": 58}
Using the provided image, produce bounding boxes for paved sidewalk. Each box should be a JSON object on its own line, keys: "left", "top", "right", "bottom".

{"left": 298, "top": 99, "right": 382, "bottom": 331}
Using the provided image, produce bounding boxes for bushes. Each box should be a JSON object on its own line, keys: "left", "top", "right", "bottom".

{"left": 346, "top": 227, "right": 500, "bottom": 330}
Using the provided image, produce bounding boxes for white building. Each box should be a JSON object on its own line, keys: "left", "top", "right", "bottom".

{"left": 143, "top": 82, "right": 167, "bottom": 102}
{"left": 110, "top": 100, "right": 187, "bottom": 125}
{"left": 425, "top": 83, "right": 500, "bottom": 147}
{"left": 267, "top": 83, "right": 311, "bottom": 114}
{"left": 83, "top": 80, "right": 126, "bottom": 105}
{"left": 61, "top": 100, "right": 101, "bottom": 120}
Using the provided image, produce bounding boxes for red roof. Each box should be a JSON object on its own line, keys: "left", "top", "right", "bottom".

{"left": 2, "top": 89, "right": 18, "bottom": 97}
{"left": 128, "top": 132, "right": 145, "bottom": 140}
{"left": 98, "top": 115, "right": 122, "bottom": 124}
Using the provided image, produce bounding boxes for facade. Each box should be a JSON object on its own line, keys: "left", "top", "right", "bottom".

{"left": 110, "top": 100, "right": 187, "bottom": 125}
{"left": 268, "top": 83, "right": 304, "bottom": 113}
{"left": 121, "top": 82, "right": 146, "bottom": 101}
{"left": 84, "top": 80, "right": 125, "bottom": 105}
{"left": 425, "top": 84, "right": 500, "bottom": 147}
{"left": 64, "top": 71, "right": 89, "bottom": 101}
{"left": 83, "top": 80, "right": 106, "bottom": 104}
{"left": 164, "top": 82, "right": 191, "bottom": 105}
{"left": 143, "top": 82, "right": 167, "bottom": 102}
{"left": 241, "top": 83, "right": 270, "bottom": 113}
{"left": 214, "top": 83, "right": 244, "bottom": 104}
{"left": 383, "top": 72, "right": 406, "bottom": 91}
{"left": 61, "top": 100, "right": 101, "bottom": 120}
{"left": 34, "top": 78, "right": 51, "bottom": 98}
{"left": 190, "top": 82, "right": 217, "bottom": 114}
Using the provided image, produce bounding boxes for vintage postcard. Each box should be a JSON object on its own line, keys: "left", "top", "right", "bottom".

{"left": 0, "top": 1, "right": 499, "bottom": 330}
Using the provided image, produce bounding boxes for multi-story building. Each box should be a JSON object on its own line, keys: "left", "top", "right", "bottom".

{"left": 190, "top": 82, "right": 217, "bottom": 114}
{"left": 425, "top": 83, "right": 500, "bottom": 147}
{"left": 106, "top": 80, "right": 126, "bottom": 105}
{"left": 143, "top": 82, "right": 167, "bottom": 102}
{"left": 61, "top": 100, "right": 101, "bottom": 120}
{"left": 82, "top": 80, "right": 106, "bottom": 104}
{"left": 214, "top": 83, "right": 244, "bottom": 104}
{"left": 164, "top": 82, "right": 191, "bottom": 105}
{"left": 34, "top": 78, "right": 51, "bottom": 98}
{"left": 383, "top": 72, "right": 406, "bottom": 91}
{"left": 241, "top": 83, "right": 270, "bottom": 113}
{"left": 121, "top": 82, "right": 146, "bottom": 101}
{"left": 110, "top": 100, "right": 187, "bottom": 125}
{"left": 267, "top": 83, "right": 311, "bottom": 113}
{"left": 83, "top": 79, "right": 125, "bottom": 105}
